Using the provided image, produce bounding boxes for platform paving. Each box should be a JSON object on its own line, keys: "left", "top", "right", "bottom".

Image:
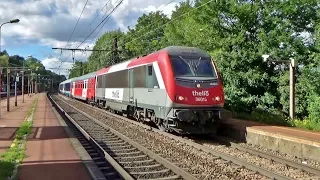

{"left": 0, "top": 94, "right": 37, "bottom": 154}
{"left": 221, "top": 118, "right": 320, "bottom": 162}
{"left": 18, "top": 93, "right": 92, "bottom": 180}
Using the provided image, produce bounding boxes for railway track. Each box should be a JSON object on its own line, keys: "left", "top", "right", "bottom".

{"left": 54, "top": 93, "right": 320, "bottom": 180}
{"left": 49, "top": 94, "right": 196, "bottom": 180}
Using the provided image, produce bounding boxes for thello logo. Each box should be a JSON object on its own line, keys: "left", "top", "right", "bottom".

{"left": 192, "top": 90, "right": 209, "bottom": 102}
{"left": 192, "top": 90, "right": 209, "bottom": 97}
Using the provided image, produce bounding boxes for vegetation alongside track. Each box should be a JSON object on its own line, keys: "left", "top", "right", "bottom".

{"left": 68, "top": 0, "right": 320, "bottom": 131}
{"left": 0, "top": 96, "right": 39, "bottom": 180}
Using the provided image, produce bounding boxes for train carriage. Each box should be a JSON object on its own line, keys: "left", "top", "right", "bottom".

{"left": 70, "top": 71, "right": 97, "bottom": 101}
{"left": 59, "top": 78, "right": 72, "bottom": 97}
{"left": 59, "top": 46, "right": 225, "bottom": 134}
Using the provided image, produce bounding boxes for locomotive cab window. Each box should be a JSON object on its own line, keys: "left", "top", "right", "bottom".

{"left": 170, "top": 55, "right": 218, "bottom": 78}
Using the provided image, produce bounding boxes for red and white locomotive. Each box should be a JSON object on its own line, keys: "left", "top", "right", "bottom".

{"left": 60, "top": 46, "right": 225, "bottom": 134}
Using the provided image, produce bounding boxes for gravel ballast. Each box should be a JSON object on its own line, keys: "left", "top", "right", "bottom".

{"left": 55, "top": 94, "right": 320, "bottom": 179}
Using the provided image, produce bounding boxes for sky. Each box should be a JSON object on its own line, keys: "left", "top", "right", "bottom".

{"left": 0, "top": 0, "right": 183, "bottom": 78}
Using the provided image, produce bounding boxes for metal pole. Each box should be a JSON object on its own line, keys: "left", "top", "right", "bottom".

{"left": 289, "top": 58, "right": 296, "bottom": 119}
{"left": 35, "top": 75, "right": 37, "bottom": 94}
{"left": 0, "top": 68, "right": 2, "bottom": 118}
{"left": 0, "top": 23, "right": 4, "bottom": 52}
{"left": 27, "top": 74, "right": 29, "bottom": 96}
{"left": 14, "top": 70, "right": 17, "bottom": 106}
{"left": 0, "top": 25, "right": 1, "bottom": 52}
{"left": 22, "top": 62, "right": 24, "bottom": 103}
{"left": 6, "top": 68, "right": 10, "bottom": 111}
{"left": 14, "top": 78, "right": 17, "bottom": 106}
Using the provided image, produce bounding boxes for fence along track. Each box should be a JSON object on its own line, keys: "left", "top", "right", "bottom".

{"left": 51, "top": 94, "right": 197, "bottom": 180}
{"left": 58, "top": 94, "right": 318, "bottom": 180}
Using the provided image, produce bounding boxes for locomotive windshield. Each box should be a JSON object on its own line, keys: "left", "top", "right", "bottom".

{"left": 170, "top": 55, "right": 217, "bottom": 78}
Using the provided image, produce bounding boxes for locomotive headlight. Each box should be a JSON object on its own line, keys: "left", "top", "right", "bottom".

{"left": 178, "top": 96, "right": 184, "bottom": 101}
{"left": 175, "top": 94, "right": 185, "bottom": 101}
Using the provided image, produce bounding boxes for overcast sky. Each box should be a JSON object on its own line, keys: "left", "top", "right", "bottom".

{"left": 0, "top": 0, "right": 182, "bottom": 78}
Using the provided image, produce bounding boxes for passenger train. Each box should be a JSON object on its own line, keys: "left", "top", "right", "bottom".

{"left": 59, "top": 46, "right": 225, "bottom": 134}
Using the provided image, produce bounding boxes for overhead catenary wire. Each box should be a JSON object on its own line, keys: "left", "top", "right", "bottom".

{"left": 125, "top": 0, "right": 214, "bottom": 46}
{"left": 103, "top": 0, "right": 179, "bottom": 48}
{"left": 73, "top": 0, "right": 112, "bottom": 48}
{"left": 60, "top": 0, "right": 124, "bottom": 64}
{"left": 54, "top": 0, "right": 90, "bottom": 71}
{"left": 65, "top": 0, "right": 90, "bottom": 49}
{"left": 59, "top": 0, "right": 181, "bottom": 66}
{"left": 75, "top": 0, "right": 124, "bottom": 49}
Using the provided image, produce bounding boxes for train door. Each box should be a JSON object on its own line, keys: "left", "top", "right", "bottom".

{"left": 71, "top": 82, "right": 75, "bottom": 96}
{"left": 82, "top": 80, "right": 87, "bottom": 98}
{"left": 129, "top": 69, "right": 134, "bottom": 104}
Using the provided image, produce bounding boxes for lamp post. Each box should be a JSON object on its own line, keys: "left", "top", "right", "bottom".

{"left": 0, "top": 19, "right": 20, "bottom": 52}
{"left": 262, "top": 54, "right": 297, "bottom": 119}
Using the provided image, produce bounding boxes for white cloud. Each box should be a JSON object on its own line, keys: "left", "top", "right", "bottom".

{"left": 0, "top": 0, "right": 184, "bottom": 77}
{"left": 41, "top": 57, "right": 74, "bottom": 78}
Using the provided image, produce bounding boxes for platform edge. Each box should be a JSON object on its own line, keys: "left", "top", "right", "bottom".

{"left": 47, "top": 94, "right": 106, "bottom": 180}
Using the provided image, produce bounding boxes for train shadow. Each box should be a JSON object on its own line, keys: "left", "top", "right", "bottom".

{"left": 18, "top": 159, "right": 93, "bottom": 180}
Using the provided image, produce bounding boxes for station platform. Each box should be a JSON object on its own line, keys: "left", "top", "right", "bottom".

{"left": 221, "top": 117, "right": 320, "bottom": 162}
{"left": 0, "top": 94, "right": 36, "bottom": 154}
{"left": 16, "top": 93, "right": 93, "bottom": 180}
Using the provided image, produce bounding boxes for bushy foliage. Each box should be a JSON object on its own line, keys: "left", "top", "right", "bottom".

{"left": 69, "top": 0, "right": 320, "bottom": 130}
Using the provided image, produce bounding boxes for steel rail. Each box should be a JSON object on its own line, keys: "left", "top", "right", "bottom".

{"left": 56, "top": 95, "right": 197, "bottom": 180}
{"left": 49, "top": 94, "right": 134, "bottom": 180}
{"left": 213, "top": 136, "right": 320, "bottom": 177}
{"left": 54, "top": 94, "right": 197, "bottom": 180}
{"left": 58, "top": 94, "right": 294, "bottom": 180}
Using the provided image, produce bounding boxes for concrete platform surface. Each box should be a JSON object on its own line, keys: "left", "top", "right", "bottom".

{"left": 18, "top": 93, "right": 93, "bottom": 180}
{"left": 222, "top": 118, "right": 320, "bottom": 162}
{"left": 0, "top": 94, "right": 37, "bottom": 154}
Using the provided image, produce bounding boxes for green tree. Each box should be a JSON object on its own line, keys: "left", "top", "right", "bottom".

{"left": 125, "top": 11, "right": 169, "bottom": 56}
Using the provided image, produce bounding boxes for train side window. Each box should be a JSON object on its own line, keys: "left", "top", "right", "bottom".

{"left": 146, "top": 65, "right": 159, "bottom": 89}
{"left": 148, "top": 65, "right": 152, "bottom": 76}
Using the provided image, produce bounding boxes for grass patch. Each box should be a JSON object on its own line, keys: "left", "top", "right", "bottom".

{"left": 0, "top": 95, "right": 39, "bottom": 180}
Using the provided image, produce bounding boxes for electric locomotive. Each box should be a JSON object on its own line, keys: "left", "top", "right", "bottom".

{"left": 59, "top": 46, "right": 225, "bottom": 134}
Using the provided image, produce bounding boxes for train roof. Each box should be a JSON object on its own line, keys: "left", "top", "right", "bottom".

{"left": 60, "top": 78, "right": 73, "bottom": 85}
{"left": 70, "top": 71, "right": 97, "bottom": 82}
{"left": 64, "top": 46, "right": 210, "bottom": 78}
{"left": 162, "top": 46, "right": 211, "bottom": 58}
{"left": 95, "top": 46, "right": 210, "bottom": 76}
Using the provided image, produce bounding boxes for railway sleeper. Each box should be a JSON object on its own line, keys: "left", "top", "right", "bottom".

{"left": 113, "top": 154, "right": 148, "bottom": 160}
{"left": 140, "top": 175, "right": 181, "bottom": 180}
{"left": 118, "top": 159, "right": 156, "bottom": 165}
{"left": 99, "top": 166, "right": 113, "bottom": 171}
{"left": 104, "top": 139, "right": 125, "bottom": 144}
{"left": 104, "top": 144, "right": 132, "bottom": 149}
{"left": 104, "top": 141, "right": 127, "bottom": 146}
{"left": 88, "top": 152, "right": 100, "bottom": 157}
{"left": 92, "top": 157, "right": 104, "bottom": 161}
{"left": 100, "top": 136, "right": 121, "bottom": 140}
{"left": 99, "top": 135, "right": 119, "bottom": 139}
{"left": 124, "top": 163, "right": 162, "bottom": 169}
{"left": 111, "top": 151, "right": 142, "bottom": 156}
{"left": 105, "top": 147, "right": 137, "bottom": 153}
{"left": 130, "top": 169, "right": 175, "bottom": 179}
{"left": 130, "top": 169, "right": 171, "bottom": 175}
